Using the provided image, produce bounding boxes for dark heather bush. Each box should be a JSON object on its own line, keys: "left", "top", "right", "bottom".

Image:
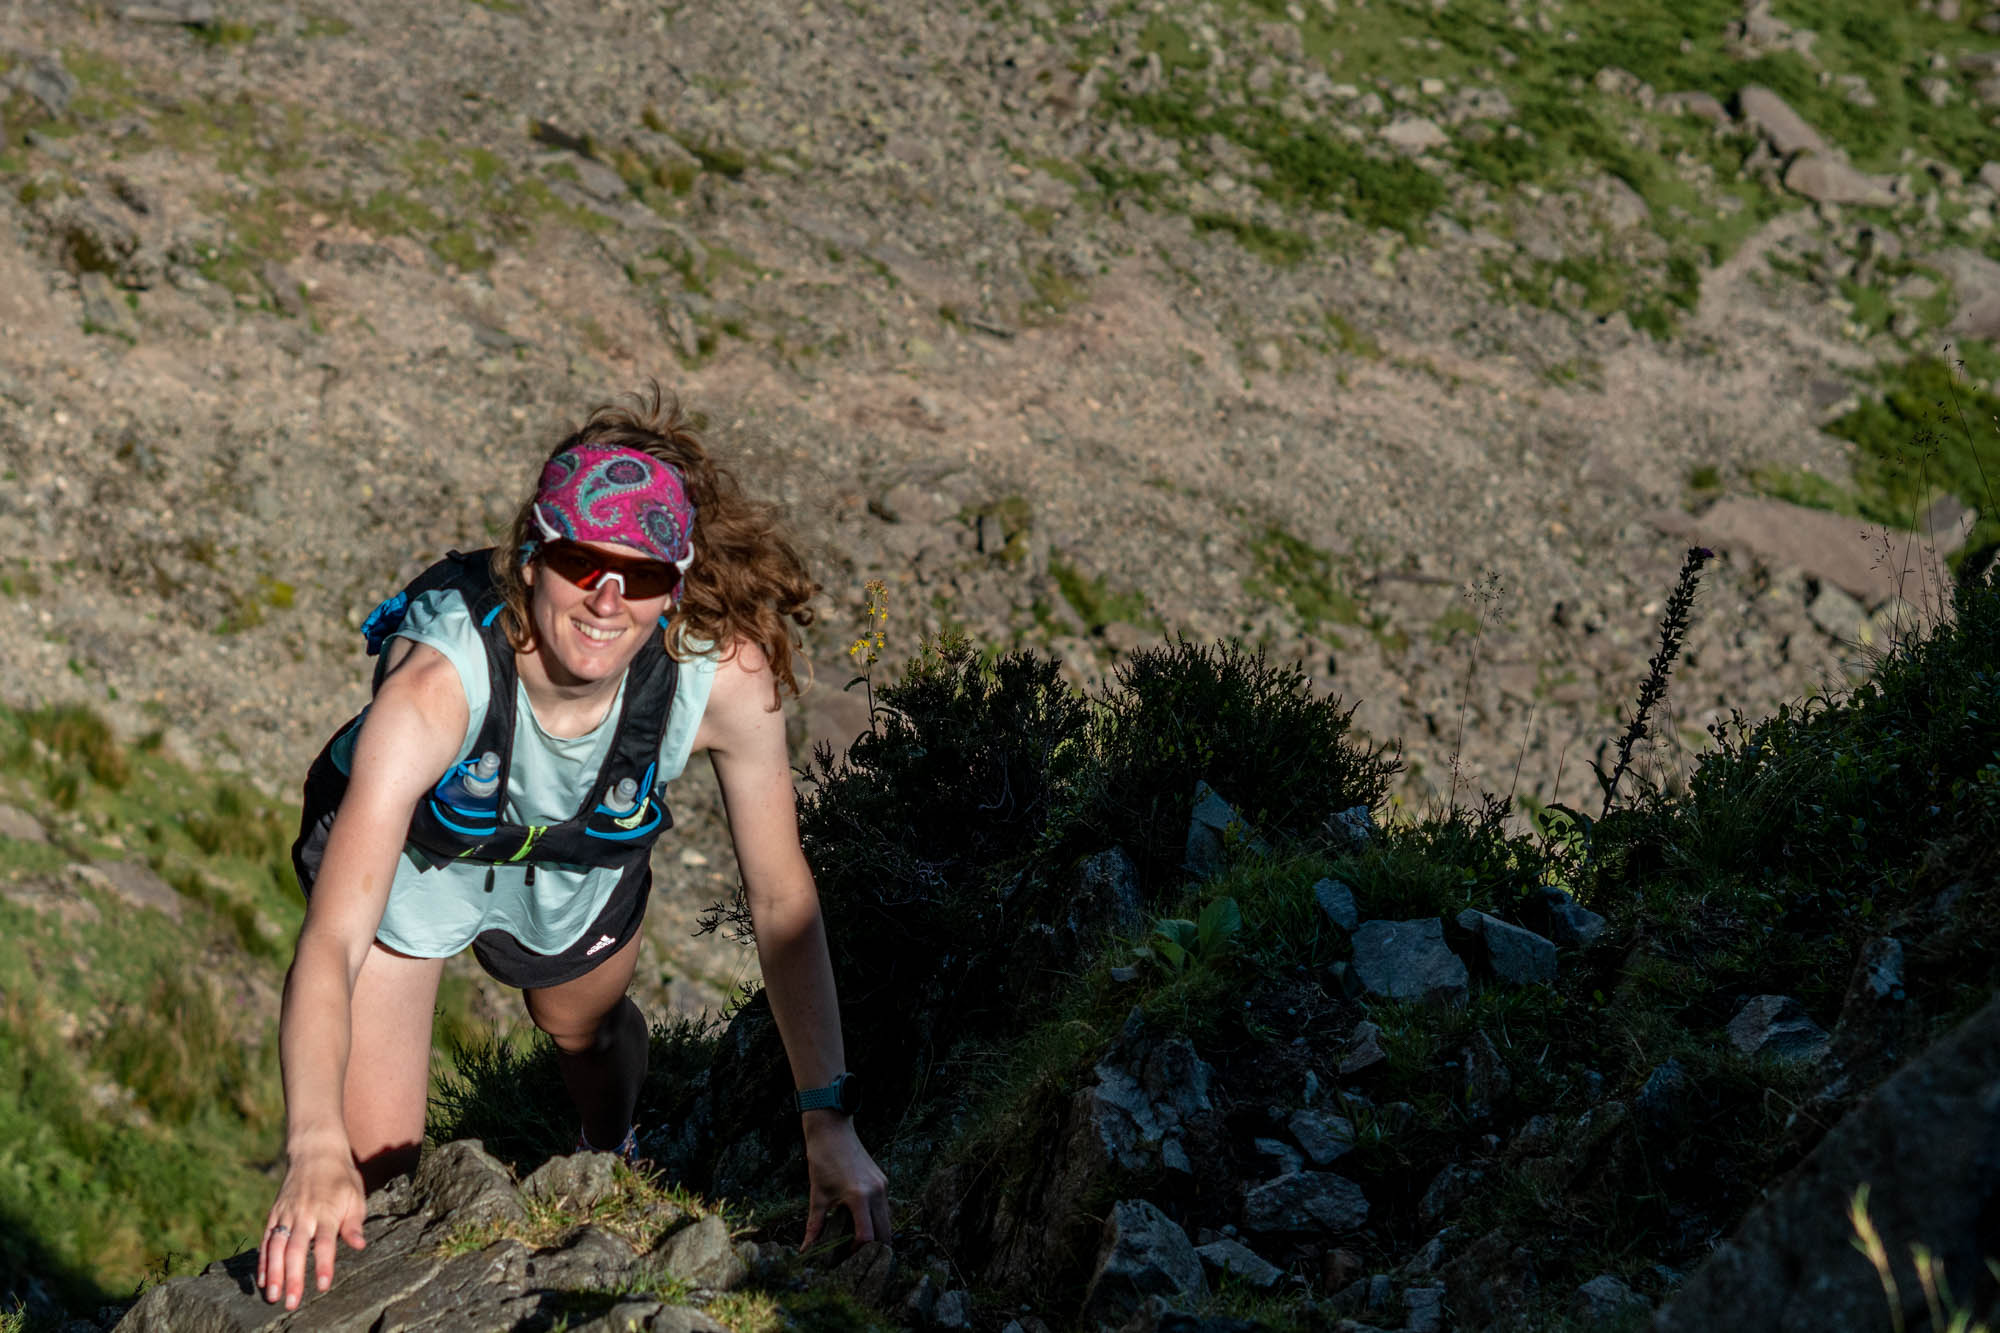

{"left": 768, "top": 638, "right": 1093, "bottom": 1117}
{"left": 1084, "top": 637, "right": 1400, "bottom": 892}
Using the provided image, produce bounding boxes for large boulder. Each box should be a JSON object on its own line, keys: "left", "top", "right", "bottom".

{"left": 1783, "top": 155, "right": 1898, "bottom": 206}
{"left": 1082, "top": 1200, "right": 1206, "bottom": 1326}
{"left": 1455, "top": 909, "right": 1557, "bottom": 986}
{"left": 1725, "top": 995, "right": 1830, "bottom": 1063}
{"left": 1241, "top": 1170, "right": 1369, "bottom": 1236}
{"left": 1654, "top": 997, "right": 2000, "bottom": 1333}
{"left": 1735, "top": 86, "right": 1831, "bottom": 157}
{"left": 1653, "top": 498, "right": 1950, "bottom": 612}
{"left": 1349, "top": 918, "right": 1470, "bottom": 1005}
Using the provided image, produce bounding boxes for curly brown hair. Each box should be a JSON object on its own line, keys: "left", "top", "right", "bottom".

{"left": 488, "top": 385, "right": 818, "bottom": 705}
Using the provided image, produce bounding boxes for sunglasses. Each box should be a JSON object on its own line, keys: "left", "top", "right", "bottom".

{"left": 537, "top": 540, "right": 681, "bottom": 601}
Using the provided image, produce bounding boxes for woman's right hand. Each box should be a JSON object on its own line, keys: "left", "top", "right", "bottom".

{"left": 257, "top": 1141, "right": 369, "bottom": 1309}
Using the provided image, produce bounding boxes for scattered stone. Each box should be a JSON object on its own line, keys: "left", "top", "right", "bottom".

{"left": 1980, "top": 162, "right": 2000, "bottom": 195}
{"left": 1783, "top": 155, "right": 1899, "bottom": 207}
{"left": 1455, "top": 909, "right": 1557, "bottom": 986}
{"left": 1241, "top": 1171, "right": 1369, "bottom": 1236}
{"left": 1404, "top": 1283, "right": 1447, "bottom": 1333}
{"left": 520, "top": 1152, "right": 618, "bottom": 1212}
{"left": 1312, "top": 878, "right": 1359, "bottom": 933}
{"left": 1461, "top": 1030, "right": 1511, "bottom": 1120}
{"left": 1072, "top": 846, "right": 1146, "bottom": 940}
{"left": 1085, "top": 1201, "right": 1206, "bottom": 1326}
{"left": 1584, "top": 173, "right": 1651, "bottom": 230}
{"left": 1806, "top": 582, "right": 1871, "bottom": 644}
{"left": 873, "top": 480, "right": 955, "bottom": 526}
{"left": 120, "top": 0, "right": 217, "bottom": 23}
{"left": 1726, "top": 995, "right": 1830, "bottom": 1063}
{"left": 1735, "top": 86, "right": 1831, "bottom": 158}
{"left": 1254, "top": 1137, "right": 1304, "bottom": 1176}
{"left": 1570, "top": 1273, "right": 1648, "bottom": 1325}
{"left": 1349, "top": 918, "right": 1470, "bottom": 1005}
{"left": 412, "top": 1140, "right": 525, "bottom": 1227}
{"left": 1380, "top": 116, "right": 1450, "bottom": 153}
{"left": 1287, "top": 1108, "right": 1355, "bottom": 1166}
{"left": 1194, "top": 1239, "right": 1282, "bottom": 1290}
{"left": 828, "top": 1241, "right": 898, "bottom": 1308}
{"left": 73, "top": 858, "right": 181, "bottom": 919}
{"left": 651, "top": 1214, "right": 747, "bottom": 1291}
{"left": 260, "top": 261, "right": 308, "bottom": 320}
{"left": 1324, "top": 804, "right": 1376, "bottom": 851}
{"left": 0, "top": 803, "right": 49, "bottom": 843}
{"left": 1928, "top": 246, "right": 2000, "bottom": 339}
{"left": 902, "top": 1274, "right": 940, "bottom": 1326}
{"left": 1657, "top": 90, "right": 1730, "bottom": 125}
{"left": 1530, "top": 886, "right": 1606, "bottom": 948}
{"left": 1339, "top": 1020, "right": 1387, "bottom": 1076}
{"left": 1634, "top": 1058, "right": 1692, "bottom": 1132}
{"left": 1183, "top": 781, "right": 1267, "bottom": 880}
{"left": 9, "top": 57, "right": 79, "bottom": 117}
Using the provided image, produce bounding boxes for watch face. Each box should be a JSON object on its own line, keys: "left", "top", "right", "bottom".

{"left": 834, "top": 1072, "right": 863, "bottom": 1115}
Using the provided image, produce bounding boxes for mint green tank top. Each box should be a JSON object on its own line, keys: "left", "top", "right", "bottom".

{"left": 370, "top": 588, "right": 719, "bottom": 959}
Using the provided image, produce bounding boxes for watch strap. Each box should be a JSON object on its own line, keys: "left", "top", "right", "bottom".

{"left": 795, "top": 1082, "right": 843, "bottom": 1112}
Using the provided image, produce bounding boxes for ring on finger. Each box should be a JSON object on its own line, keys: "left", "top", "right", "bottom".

{"left": 270, "top": 1223, "right": 291, "bottom": 1238}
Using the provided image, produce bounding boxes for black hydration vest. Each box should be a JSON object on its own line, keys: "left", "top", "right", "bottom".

{"left": 290, "top": 549, "right": 679, "bottom": 894}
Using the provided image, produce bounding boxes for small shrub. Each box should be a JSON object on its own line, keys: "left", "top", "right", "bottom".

{"left": 1084, "top": 637, "right": 1399, "bottom": 890}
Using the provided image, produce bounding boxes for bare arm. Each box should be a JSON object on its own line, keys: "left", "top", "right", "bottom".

{"left": 261, "top": 645, "right": 466, "bottom": 1306}
{"left": 699, "top": 648, "right": 890, "bottom": 1247}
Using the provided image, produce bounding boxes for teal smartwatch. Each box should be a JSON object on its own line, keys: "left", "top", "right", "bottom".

{"left": 795, "top": 1072, "right": 862, "bottom": 1115}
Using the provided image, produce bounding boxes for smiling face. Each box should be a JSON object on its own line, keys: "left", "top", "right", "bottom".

{"left": 522, "top": 539, "right": 674, "bottom": 689}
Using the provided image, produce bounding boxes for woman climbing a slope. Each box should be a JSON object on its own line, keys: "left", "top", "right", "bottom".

{"left": 259, "top": 387, "right": 886, "bottom": 1310}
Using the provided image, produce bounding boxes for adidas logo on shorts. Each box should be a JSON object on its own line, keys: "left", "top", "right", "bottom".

{"left": 585, "top": 933, "right": 618, "bottom": 956}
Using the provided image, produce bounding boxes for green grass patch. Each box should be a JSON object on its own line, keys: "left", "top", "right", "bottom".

{"left": 1246, "top": 524, "right": 1363, "bottom": 630}
{"left": 1193, "top": 212, "right": 1312, "bottom": 265}
{"left": 1048, "top": 557, "right": 1155, "bottom": 632}
{"left": 1823, "top": 355, "right": 2000, "bottom": 559}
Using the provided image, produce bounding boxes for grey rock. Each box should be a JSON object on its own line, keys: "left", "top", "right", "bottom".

{"left": 1381, "top": 116, "right": 1450, "bottom": 153}
{"left": 1324, "top": 805, "right": 1376, "bottom": 851}
{"left": 1288, "top": 1108, "right": 1355, "bottom": 1166}
{"left": 1532, "top": 887, "right": 1607, "bottom": 948}
{"left": 1980, "top": 162, "right": 2000, "bottom": 196}
{"left": 1241, "top": 1171, "right": 1369, "bottom": 1235}
{"left": 0, "top": 803, "right": 49, "bottom": 843}
{"left": 1928, "top": 246, "right": 2000, "bottom": 340}
{"left": 1806, "top": 583, "right": 1871, "bottom": 643}
{"left": 1656, "top": 997, "right": 2000, "bottom": 1333}
{"left": 1736, "top": 86, "right": 1830, "bottom": 157}
{"left": 1089, "top": 1024, "right": 1212, "bottom": 1172}
{"left": 1655, "top": 497, "right": 1949, "bottom": 611}
{"left": 650, "top": 1214, "right": 746, "bottom": 1290}
{"left": 573, "top": 158, "right": 631, "bottom": 203}
{"left": 58, "top": 203, "right": 141, "bottom": 277}
{"left": 119, "top": 0, "right": 217, "bottom": 23}
{"left": 1572, "top": 1273, "right": 1647, "bottom": 1325}
{"left": 1657, "top": 90, "right": 1730, "bottom": 125}
{"left": 592, "top": 1306, "right": 727, "bottom": 1333}
{"left": 1462, "top": 1030, "right": 1511, "bottom": 1120}
{"left": 1312, "top": 878, "right": 1359, "bottom": 932}
{"left": 259, "top": 261, "right": 307, "bottom": 320}
{"left": 933, "top": 1288, "right": 973, "bottom": 1329}
{"left": 77, "top": 273, "right": 139, "bottom": 343}
{"left": 1634, "top": 1058, "right": 1691, "bottom": 1132}
{"left": 378, "top": 1240, "right": 530, "bottom": 1329}
{"left": 1253, "top": 1137, "right": 1304, "bottom": 1176}
{"left": 1083, "top": 1200, "right": 1206, "bottom": 1325}
{"left": 521, "top": 1152, "right": 619, "bottom": 1212}
{"left": 11, "top": 57, "right": 79, "bottom": 116}
{"left": 1784, "top": 155, "right": 1899, "bottom": 207}
{"left": 1349, "top": 918, "right": 1469, "bottom": 1005}
{"left": 74, "top": 859, "right": 181, "bottom": 919}
{"left": 828, "top": 1241, "right": 897, "bottom": 1308}
{"left": 1339, "top": 1020, "right": 1387, "bottom": 1076}
{"left": 1726, "top": 995, "right": 1830, "bottom": 1063}
{"left": 1585, "top": 173, "right": 1651, "bottom": 230}
{"left": 412, "top": 1141, "right": 524, "bottom": 1227}
{"left": 1404, "top": 1283, "right": 1447, "bottom": 1333}
{"left": 1075, "top": 846, "right": 1145, "bottom": 939}
{"left": 874, "top": 480, "right": 955, "bottom": 526}
{"left": 902, "top": 1273, "right": 940, "bottom": 1326}
{"left": 524, "top": 1225, "right": 636, "bottom": 1289}
{"left": 1455, "top": 909, "right": 1557, "bottom": 986}
{"left": 1194, "top": 1239, "right": 1282, "bottom": 1289}
{"left": 1419, "top": 1163, "right": 1481, "bottom": 1224}
{"left": 1184, "top": 781, "right": 1267, "bottom": 879}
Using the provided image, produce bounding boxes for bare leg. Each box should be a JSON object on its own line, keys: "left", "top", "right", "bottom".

{"left": 522, "top": 933, "right": 647, "bottom": 1151}
{"left": 344, "top": 941, "right": 447, "bottom": 1191}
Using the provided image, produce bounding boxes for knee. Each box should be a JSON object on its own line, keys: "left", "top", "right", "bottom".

{"left": 538, "top": 994, "right": 642, "bottom": 1056}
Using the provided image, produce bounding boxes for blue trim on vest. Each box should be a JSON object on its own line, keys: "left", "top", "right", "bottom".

{"left": 482, "top": 604, "right": 504, "bottom": 628}
{"left": 426, "top": 799, "right": 501, "bottom": 837}
{"left": 584, "top": 806, "right": 665, "bottom": 841}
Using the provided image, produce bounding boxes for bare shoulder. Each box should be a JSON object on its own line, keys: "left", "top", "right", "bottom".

{"left": 693, "top": 638, "right": 785, "bottom": 754}
{"left": 374, "top": 642, "right": 467, "bottom": 716}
